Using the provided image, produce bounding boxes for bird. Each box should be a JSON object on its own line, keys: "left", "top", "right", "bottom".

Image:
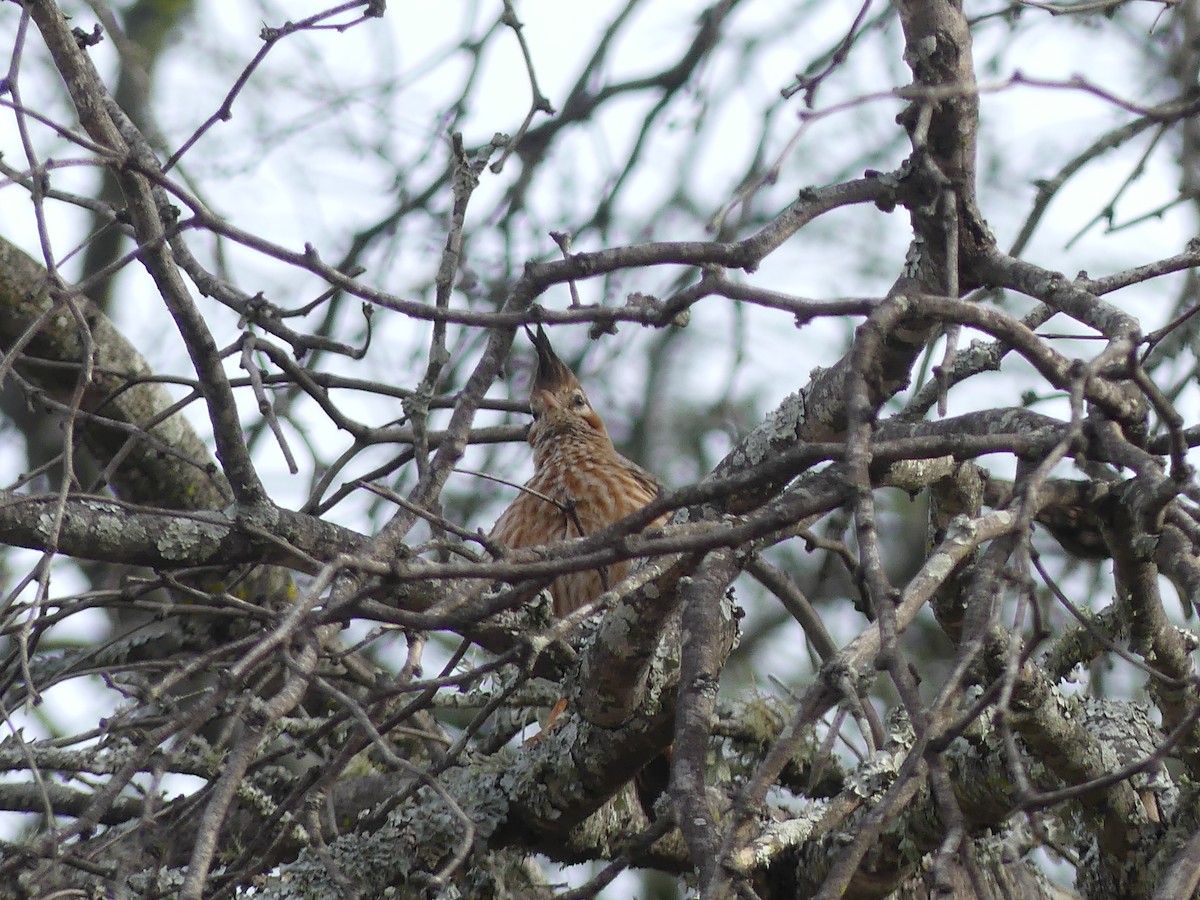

{"left": 490, "top": 325, "right": 666, "bottom": 618}
{"left": 491, "top": 326, "right": 674, "bottom": 815}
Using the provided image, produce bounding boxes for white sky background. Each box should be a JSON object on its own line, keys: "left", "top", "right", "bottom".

{"left": 0, "top": 0, "right": 1196, "bottom": 892}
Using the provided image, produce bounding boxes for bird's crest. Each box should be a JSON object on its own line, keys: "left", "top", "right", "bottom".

{"left": 525, "top": 325, "right": 578, "bottom": 393}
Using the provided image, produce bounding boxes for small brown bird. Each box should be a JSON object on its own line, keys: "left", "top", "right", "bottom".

{"left": 490, "top": 326, "right": 666, "bottom": 617}
{"left": 493, "top": 327, "right": 674, "bottom": 812}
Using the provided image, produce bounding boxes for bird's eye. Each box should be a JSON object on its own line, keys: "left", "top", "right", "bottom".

{"left": 570, "top": 392, "right": 587, "bottom": 409}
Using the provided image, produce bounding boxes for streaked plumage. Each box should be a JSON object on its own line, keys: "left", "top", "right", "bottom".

{"left": 490, "top": 326, "right": 665, "bottom": 616}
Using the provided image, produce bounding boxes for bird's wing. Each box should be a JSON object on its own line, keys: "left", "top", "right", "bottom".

{"left": 615, "top": 452, "right": 665, "bottom": 499}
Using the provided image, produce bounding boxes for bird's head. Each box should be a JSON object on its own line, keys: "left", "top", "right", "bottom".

{"left": 525, "top": 325, "right": 609, "bottom": 448}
